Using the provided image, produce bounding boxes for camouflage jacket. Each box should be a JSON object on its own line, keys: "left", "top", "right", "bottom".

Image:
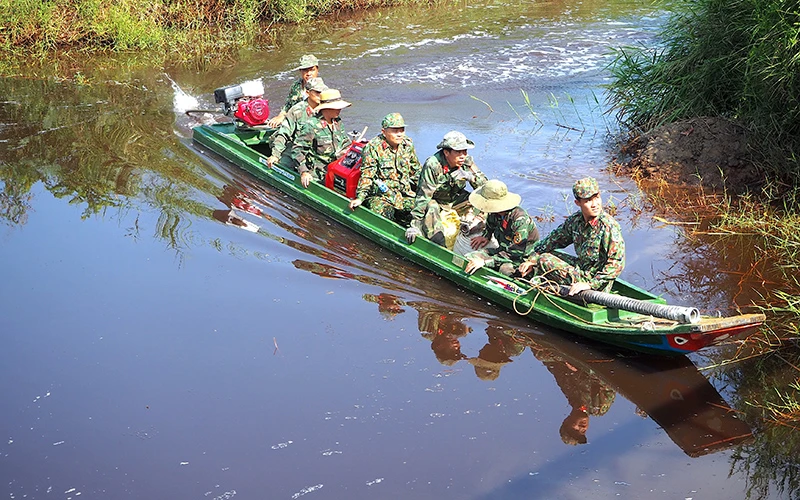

{"left": 291, "top": 114, "right": 350, "bottom": 177}
{"left": 532, "top": 210, "right": 625, "bottom": 290}
{"left": 410, "top": 150, "right": 487, "bottom": 221}
{"left": 269, "top": 101, "right": 314, "bottom": 160}
{"left": 472, "top": 207, "right": 539, "bottom": 268}
{"left": 355, "top": 134, "right": 422, "bottom": 206}
{"left": 282, "top": 78, "right": 306, "bottom": 114}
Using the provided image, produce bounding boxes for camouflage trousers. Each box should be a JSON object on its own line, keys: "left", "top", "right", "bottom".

{"left": 419, "top": 190, "right": 471, "bottom": 238}
{"left": 527, "top": 252, "right": 612, "bottom": 292}
{"left": 366, "top": 193, "right": 415, "bottom": 225}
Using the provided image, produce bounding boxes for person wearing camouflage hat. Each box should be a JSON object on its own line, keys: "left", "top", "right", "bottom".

{"left": 266, "top": 77, "right": 328, "bottom": 167}
{"left": 463, "top": 179, "right": 540, "bottom": 277}
{"left": 406, "top": 130, "right": 488, "bottom": 246}
{"left": 267, "top": 54, "right": 321, "bottom": 129}
{"left": 291, "top": 88, "right": 351, "bottom": 188}
{"left": 348, "top": 113, "right": 422, "bottom": 224}
{"left": 519, "top": 176, "right": 625, "bottom": 294}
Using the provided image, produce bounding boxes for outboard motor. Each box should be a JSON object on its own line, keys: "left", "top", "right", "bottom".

{"left": 213, "top": 80, "right": 270, "bottom": 128}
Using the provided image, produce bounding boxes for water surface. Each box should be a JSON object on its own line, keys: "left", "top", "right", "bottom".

{"left": 0, "top": 0, "right": 778, "bottom": 498}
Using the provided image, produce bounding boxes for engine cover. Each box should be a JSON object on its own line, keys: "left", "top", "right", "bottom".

{"left": 234, "top": 98, "right": 270, "bottom": 127}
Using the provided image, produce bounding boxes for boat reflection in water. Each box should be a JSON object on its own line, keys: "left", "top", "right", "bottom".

{"left": 360, "top": 292, "right": 753, "bottom": 457}
{"left": 217, "top": 180, "right": 753, "bottom": 458}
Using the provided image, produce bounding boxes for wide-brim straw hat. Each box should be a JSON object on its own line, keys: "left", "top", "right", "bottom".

{"left": 469, "top": 179, "right": 521, "bottom": 213}
{"left": 316, "top": 88, "right": 351, "bottom": 111}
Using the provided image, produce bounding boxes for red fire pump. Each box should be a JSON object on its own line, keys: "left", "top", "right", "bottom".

{"left": 213, "top": 80, "right": 270, "bottom": 127}
{"left": 325, "top": 140, "right": 366, "bottom": 199}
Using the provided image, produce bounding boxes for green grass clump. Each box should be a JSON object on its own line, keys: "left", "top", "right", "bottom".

{"left": 0, "top": 0, "right": 425, "bottom": 63}
{"left": 606, "top": 0, "right": 800, "bottom": 191}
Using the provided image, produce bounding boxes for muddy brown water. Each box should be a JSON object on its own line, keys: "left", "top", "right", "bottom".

{"left": 0, "top": 0, "right": 783, "bottom": 498}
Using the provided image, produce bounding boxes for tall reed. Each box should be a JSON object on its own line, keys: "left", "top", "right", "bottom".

{"left": 606, "top": 0, "right": 800, "bottom": 192}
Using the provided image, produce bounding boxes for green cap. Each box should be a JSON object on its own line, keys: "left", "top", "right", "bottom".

{"left": 297, "top": 54, "right": 319, "bottom": 70}
{"left": 381, "top": 113, "right": 406, "bottom": 129}
{"left": 437, "top": 130, "right": 474, "bottom": 150}
{"left": 304, "top": 77, "right": 327, "bottom": 92}
{"left": 572, "top": 177, "right": 600, "bottom": 199}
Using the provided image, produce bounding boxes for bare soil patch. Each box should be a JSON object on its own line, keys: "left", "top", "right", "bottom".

{"left": 613, "top": 116, "right": 763, "bottom": 192}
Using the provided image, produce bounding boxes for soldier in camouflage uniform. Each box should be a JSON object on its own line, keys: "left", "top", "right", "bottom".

{"left": 266, "top": 77, "right": 328, "bottom": 168}
{"left": 266, "top": 54, "right": 320, "bottom": 129}
{"left": 520, "top": 177, "right": 625, "bottom": 294}
{"left": 463, "top": 180, "right": 540, "bottom": 277}
{"left": 290, "top": 88, "right": 351, "bottom": 188}
{"left": 348, "top": 113, "right": 422, "bottom": 224}
{"left": 405, "top": 131, "right": 488, "bottom": 246}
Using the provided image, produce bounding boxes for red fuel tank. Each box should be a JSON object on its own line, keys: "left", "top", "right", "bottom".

{"left": 325, "top": 141, "right": 365, "bottom": 199}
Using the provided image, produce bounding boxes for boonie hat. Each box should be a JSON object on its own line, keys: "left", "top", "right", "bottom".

{"left": 381, "top": 113, "right": 406, "bottom": 129}
{"left": 469, "top": 179, "right": 521, "bottom": 213}
{"left": 305, "top": 77, "right": 328, "bottom": 93}
{"left": 437, "top": 130, "right": 475, "bottom": 151}
{"left": 297, "top": 54, "right": 319, "bottom": 70}
{"left": 316, "top": 88, "right": 351, "bottom": 111}
{"left": 572, "top": 177, "right": 600, "bottom": 199}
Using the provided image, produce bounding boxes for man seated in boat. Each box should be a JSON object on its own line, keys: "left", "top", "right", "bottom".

{"left": 519, "top": 176, "right": 625, "bottom": 295}
{"left": 266, "top": 54, "right": 320, "bottom": 129}
{"left": 290, "top": 88, "right": 352, "bottom": 188}
{"left": 463, "top": 179, "right": 540, "bottom": 277}
{"left": 348, "top": 113, "right": 422, "bottom": 225}
{"left": 405, "top": 131, "right": 488, "bottom": 247}
{"left": 266, "top": 77, "right": 328, "bottom": 168}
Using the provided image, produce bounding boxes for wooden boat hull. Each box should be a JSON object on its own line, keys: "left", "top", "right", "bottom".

{"left": 191, "top": 122, "right": 765, "bottom": 355}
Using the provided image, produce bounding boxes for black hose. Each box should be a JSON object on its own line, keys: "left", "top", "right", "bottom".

{"left": 557, "top": 285, "right": 700, "bottom": 324}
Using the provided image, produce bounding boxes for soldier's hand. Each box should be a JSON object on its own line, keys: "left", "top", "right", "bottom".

{"left": 266, "top": 113, "right": 285, "bottom": 129}
{"left": 405, "top": 225, "right": 421, "bottom": 244}
{"left": 349, "top": 199, "right": 362, "bottom": 211}
{"left": 568, "top": 282, "right": 591, "bottom": 296}
{"left": 464, "top": 257, "right": 485, "bottom": 275}
{"left": 300, "top": 172, "right": 313, "bottom": 188}
{"left": 266, "top": 156, "right": 277, "bottom": 168}
{"left": 470, "top": 235, "right": 489, "bottom": 249}
{"left": 450, "top": 168, "right": 474, "bottom": 183}
{"left": 519, "top": 260, "right": 534, "bottom": 276}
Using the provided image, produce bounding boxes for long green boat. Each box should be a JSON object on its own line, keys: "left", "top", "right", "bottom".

{"left": 191, "top": 121, "right": 765, "bottom": 355}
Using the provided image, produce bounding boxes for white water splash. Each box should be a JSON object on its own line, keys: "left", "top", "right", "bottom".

{"left": 165, "top": 73, "right": 199, "bottom": 114}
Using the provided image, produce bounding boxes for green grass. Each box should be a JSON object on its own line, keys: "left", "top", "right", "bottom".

{"left": 606, "top": 0, "right": 800, "bottom": 192}
{"left": 0, "top": 0, "right": 429, "bottom": 65}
